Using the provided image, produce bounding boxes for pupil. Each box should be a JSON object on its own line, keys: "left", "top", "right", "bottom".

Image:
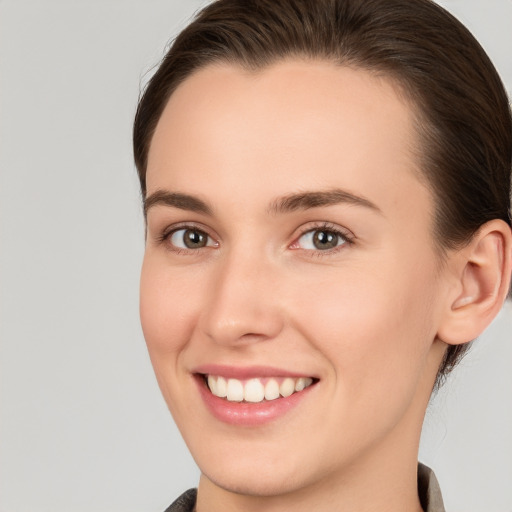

{"left": 313, "top": 230, "right": 338, "bottom": 250}
{"left": 184, "top": 229, "right": 206, "bottom": 248}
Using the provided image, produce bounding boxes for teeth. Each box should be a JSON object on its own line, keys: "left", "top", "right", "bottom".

{"left": 226, "top": 378, "right": 244, "bottom": 402}
{"left": 244, "top": 378, "right": 265, "bottom": 402}
{"left": 206, "top": 375, "right": 314, "bottom": 403}
{"left": 207, "top": 375, "right": 217, "bottom": 395}
{"left": 280, "top": 378, "right": 295, "bottom": 397}
{"left": 295, "top": 377, "right": 307, "bottom": 391}
{"left": 216, "top": 376, "right": 227, "bottom": 397}
{"left": 264, "top": 378, "right": 280, "bottom": 401}
{"left": 295, "top": 377, "right": 313, "bottom": 391}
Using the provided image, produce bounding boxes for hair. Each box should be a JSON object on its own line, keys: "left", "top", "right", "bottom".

{"left": 133, "top": 0, "right": 512, "bottom": 385}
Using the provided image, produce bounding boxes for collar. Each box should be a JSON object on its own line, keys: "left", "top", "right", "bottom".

{"left": 418, "top": 462, "right": 446, "bottom": 512}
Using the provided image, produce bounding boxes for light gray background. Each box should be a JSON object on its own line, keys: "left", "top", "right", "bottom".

{"left": 0, "top": 1, "right": 511, "bottom": 511}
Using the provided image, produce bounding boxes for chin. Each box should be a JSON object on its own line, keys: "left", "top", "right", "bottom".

{"left": 192, "top": 435, "right": 342, "bottom": 500}
{"left": 200, "top": 464, "right": 314, "bottom": 498}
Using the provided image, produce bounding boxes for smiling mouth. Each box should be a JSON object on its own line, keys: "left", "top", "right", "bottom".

{"left": 203, "top": 375, "right": 316, "bottom": 403}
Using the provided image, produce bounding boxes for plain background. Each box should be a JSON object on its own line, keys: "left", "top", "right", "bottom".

{"left": 0, "top": 1, "right": 511, "bottom": 511}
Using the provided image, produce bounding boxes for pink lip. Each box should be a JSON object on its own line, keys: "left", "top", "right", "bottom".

{"left": 192, "top": 366, "right": 318, "bottom": 427}
{"left": 193, "top": 364, "right": 314, "bottom": 380}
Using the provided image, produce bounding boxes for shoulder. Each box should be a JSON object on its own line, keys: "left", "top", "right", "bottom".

{"left": 163, "top": 488, "right": 197, "bottom": 512}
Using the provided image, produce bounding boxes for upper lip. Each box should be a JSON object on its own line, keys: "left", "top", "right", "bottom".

{"left": 193, "top": 364, "right": 317, "bottom": 380}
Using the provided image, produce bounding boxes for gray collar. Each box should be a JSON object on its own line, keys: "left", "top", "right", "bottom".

{"left": 418, "top": 462, "right": 446, "bottom": 512}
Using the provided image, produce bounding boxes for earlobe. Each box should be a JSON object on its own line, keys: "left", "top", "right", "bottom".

{"left": 437, "top": 220, "right": 512, "bottom": 346}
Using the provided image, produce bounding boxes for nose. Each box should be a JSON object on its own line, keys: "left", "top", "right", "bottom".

{"left": 199, "top": 250, "right": 284, "bottom": 347}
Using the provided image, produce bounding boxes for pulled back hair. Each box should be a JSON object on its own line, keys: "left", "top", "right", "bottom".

{"left": 133, "top": 0, "right": 512, "bottom": 384}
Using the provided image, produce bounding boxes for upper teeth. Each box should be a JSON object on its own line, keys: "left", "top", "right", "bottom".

{"left": 207, "top": 375, "right": 314, "bottom": 403}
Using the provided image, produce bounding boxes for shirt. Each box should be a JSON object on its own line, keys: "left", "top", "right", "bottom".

{"left": 163, "top": 462, "right": 445, "bottom": 512}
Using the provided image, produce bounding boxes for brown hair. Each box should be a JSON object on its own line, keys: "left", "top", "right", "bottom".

{"left": 133, "top": 0, "right": 512, "bottom": 384}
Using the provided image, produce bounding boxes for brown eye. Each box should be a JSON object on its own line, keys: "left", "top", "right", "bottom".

{"left": 297, "top": 228, "right": 347, "bottom": 251}
{"left": 313, "top": 230, "right": 340, "bottom": 250}
{"left": 169, "top": 228, "right": 212, "bottom": 249}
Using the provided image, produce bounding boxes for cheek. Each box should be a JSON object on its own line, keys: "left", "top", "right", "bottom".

{"left": 139, "top": 256, "right": 207, "bottom": 420}
{"left": 292, "top": 259, "right": 437, "bottom": 397}
{"left": 139, "top": 256, "right": 199, "bottom": 357}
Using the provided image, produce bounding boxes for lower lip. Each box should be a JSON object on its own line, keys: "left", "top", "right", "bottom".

{"left": 195, "top": 376, "right": 316, "bottom": 426}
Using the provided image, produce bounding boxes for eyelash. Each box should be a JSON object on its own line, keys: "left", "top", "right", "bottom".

{"left": 292, "top": 222, "right": 354, "bottom": 257}
{"left": 157, "top": 223, "right": 217, "bottom": 256}
{"left": 157, "top": 222, "right": 354, "bottom": 257}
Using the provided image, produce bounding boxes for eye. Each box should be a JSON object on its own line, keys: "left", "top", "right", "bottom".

{"left": 169, "top": 228, "right": 216, "bottom": 250}
{"left": 295, "top": 227, "right": 348, "bottom": 251}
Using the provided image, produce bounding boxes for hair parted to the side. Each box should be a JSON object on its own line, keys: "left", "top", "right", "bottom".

{"left": 133, "top": 0, "right": 512, "bottom": 385}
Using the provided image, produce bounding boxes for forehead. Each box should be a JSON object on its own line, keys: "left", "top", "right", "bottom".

{"left": 147, "top": 60, "right": 431, "bottom": 224}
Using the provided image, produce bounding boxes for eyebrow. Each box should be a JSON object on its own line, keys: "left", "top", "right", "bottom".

{"left": 267, "top": 189, "right": 382, "bottom": 215}
{"left": 144, "top": 187, "right": 382, "bottom": 218}
{"left": 144, "top": 190, "right": 213, "bottom": 216}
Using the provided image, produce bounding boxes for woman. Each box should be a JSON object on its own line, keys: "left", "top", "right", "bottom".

{"left": 133, "top": 0, "right": 512, "bottom": 510}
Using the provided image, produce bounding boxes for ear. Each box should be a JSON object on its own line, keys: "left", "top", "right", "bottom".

{"left": 437, "top": 219, "right": 512, "bottom": 346}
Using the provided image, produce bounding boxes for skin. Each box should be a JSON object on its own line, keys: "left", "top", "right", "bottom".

{"left": 140, "top": 60, "right": 505, "bottom": 512}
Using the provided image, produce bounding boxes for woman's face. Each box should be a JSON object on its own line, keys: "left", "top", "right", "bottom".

{"left": 141, "top": 61, "right": 449, "bottom": 496}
